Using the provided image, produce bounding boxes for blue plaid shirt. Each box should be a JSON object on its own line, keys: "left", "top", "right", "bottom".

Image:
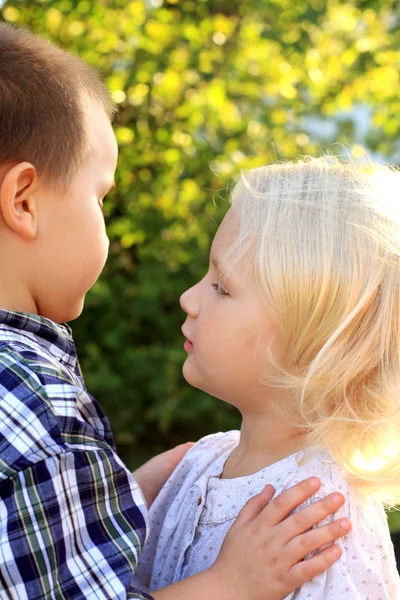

{"left": 0, "top": 310, "right": 153, "bottom": 600}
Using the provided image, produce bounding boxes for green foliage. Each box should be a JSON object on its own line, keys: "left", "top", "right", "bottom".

{"left": 1, "top": 0, "right": 400, "bottom": 531}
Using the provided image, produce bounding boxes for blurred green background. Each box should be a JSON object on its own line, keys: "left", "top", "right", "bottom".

{"left": 1, "top": 0, "right": 400, "bottom": 530}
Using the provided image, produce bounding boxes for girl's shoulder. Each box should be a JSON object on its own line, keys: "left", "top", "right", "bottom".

{"left": 167, "top": 430, "right": 240, "bottom": 487}
{"left": 147, "top": 431, "right": 239, "bottom": 519}
{"left": 134, "top": 431, "right": 240, "bottom": 589}
{"left": 282, "top": 448, "right": 384, "bottom": 526}
{"left": 187, "top": 430, "right": 240, "bottom": 462}
{"left": 280, "top": 450, "right": 400, "bottom": 598}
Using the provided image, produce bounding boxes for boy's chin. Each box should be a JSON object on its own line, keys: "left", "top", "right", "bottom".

{"left": 62, "top": 299, "right": 86, "bottom": 323}
{"left": 40, "top": 298, "right": 85, "bottom": 324}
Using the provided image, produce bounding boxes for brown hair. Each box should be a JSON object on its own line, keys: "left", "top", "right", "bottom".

{"left": 0, "top": 23, "right": 116, "bottom": 187}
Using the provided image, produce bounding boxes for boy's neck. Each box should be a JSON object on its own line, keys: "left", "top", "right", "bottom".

{"left": 221, "top": 409, "right": 304, "bottom": 479}
{"left": 0, "top": 281, "right": 38, "bottom": 316}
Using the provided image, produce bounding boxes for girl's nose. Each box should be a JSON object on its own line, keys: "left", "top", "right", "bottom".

{"left": 180, "top": 284, "right": 200, "bottom": 318}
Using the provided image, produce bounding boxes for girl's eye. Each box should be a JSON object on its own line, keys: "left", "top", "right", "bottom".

{"left": 212, "top": 283, "right": 230, "bottom": 297}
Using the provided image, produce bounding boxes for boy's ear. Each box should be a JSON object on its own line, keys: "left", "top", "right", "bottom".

{"left": 0, "top": 162, "right": 39, "bottom": 240}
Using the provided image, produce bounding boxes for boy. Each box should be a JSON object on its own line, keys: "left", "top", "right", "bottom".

{"left": 0, "top": 23, "right": 349, "bottom": 599}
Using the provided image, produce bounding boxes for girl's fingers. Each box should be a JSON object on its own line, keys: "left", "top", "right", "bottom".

{"left": 233, "top": 484, "right": 276, "bottom": 526}
{"left": 257, "top": 477, "right": 322, "bottom": 527}
{"left": 287, "top": 545, "right": 343, "bottom": 588}
{"left": 277, "top": 492, "right": 345, "bottom": 543}
{"left": 286, "top": 518, "right": 351, "bottom": 563}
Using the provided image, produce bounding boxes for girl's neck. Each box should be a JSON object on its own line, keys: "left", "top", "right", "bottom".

{"left": 221, "top": 410, "right": 304, "bottom": 479}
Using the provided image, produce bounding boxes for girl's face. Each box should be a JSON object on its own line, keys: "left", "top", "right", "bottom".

{"left": 180, "top": 209, "right": 283, "bottom": 411}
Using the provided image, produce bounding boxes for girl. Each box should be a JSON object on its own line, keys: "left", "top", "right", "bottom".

{"left": 135, "top": 156, "right": 400, "bottom": 598}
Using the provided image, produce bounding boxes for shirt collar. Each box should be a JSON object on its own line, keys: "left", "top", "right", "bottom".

{"left": 0, "top": 309, "right": 80, "bottom": 373}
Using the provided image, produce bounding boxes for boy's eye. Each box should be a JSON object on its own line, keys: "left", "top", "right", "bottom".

{"left": 212, "top": 283, "right": 230, "bottom": 297}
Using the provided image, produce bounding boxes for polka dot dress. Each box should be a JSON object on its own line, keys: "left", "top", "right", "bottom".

{"left": 133, "top": 431, "right": 400, "bottom": 599}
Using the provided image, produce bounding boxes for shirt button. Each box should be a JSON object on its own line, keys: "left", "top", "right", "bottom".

{"left": 197, "top": 497, "right": 202, "bottom": 506}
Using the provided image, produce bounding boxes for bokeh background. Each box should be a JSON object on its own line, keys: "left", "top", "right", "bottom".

{"left": 1, "top": 0, "right": 400, "bottom": 534}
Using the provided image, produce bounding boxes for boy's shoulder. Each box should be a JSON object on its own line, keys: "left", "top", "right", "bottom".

{"left": 0, "top": 340, "right": 66, "bottom": 478}
{"left": 0, "top": 337, "right": 81, "bottom": 408}
{"left": 0, "top": 339, "right": 112, "bottom": 480}
{"left": 0, "top": 334, "right": 79, "bottom": 382}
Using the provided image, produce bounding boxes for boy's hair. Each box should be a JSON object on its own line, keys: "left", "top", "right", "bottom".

{"left": 229, "top": 154, "right": 400, "bottom": 505}
{"left": 0, "top": 23, "right": 116, "bottom": 188}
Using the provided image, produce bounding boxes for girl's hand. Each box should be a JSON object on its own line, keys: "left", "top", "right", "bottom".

{"left": 152, "top": 477, "right": 350, "bottom": 600}
{"left": 210, "top": 476, "right": 350, "bottom": 600}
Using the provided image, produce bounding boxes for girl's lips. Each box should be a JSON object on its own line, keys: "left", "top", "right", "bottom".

{"left": 184, "top": 339, "right": 194, "bottom": 352}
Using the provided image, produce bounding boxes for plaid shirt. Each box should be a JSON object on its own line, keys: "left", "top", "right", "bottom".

{"left": 0, "top": 310, "right": 154, "bottom": 600}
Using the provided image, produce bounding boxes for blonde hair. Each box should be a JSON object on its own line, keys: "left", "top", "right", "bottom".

{"left": 229, "top": 155, "right": 400, "bottom": 505}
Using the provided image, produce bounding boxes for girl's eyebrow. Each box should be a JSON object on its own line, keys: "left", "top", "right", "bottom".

{"left": 210, "top": 256, "right": 219, "bottom": 269}
{"left": 210, "top": 255, "right": 225, "bottom": 274}
{"left": 210, "top": 247, "right": 225, "bottom": 271}
{"left": 210, "top": 255, "right": 236, "bottom": 285}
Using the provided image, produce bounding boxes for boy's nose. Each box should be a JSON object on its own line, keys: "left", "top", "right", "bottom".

{"left": 180, "top": 285, "right": 200, "bottom": 318}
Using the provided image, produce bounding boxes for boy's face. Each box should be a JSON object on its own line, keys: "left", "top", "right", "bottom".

{"left": 30, "top": 99, "right": 118, "bottom": 322}
{"left": 180, "top": 209, "right": 284, "bottom": 412}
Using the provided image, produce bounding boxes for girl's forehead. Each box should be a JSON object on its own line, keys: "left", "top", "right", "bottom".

{"left": 212, "top": 209, "right": 239, "bottom": 249}
{"left": 211, "top": 210, "right": 258, "bottom": 288}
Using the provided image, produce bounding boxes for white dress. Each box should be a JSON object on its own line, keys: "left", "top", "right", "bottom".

{"left": 134, "top": 431, "right": 400, "bottom": 599}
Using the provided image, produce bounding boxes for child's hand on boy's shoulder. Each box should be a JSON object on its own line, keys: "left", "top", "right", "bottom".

{"left": 133, "top": 442, "right": 194, "bottom": 507}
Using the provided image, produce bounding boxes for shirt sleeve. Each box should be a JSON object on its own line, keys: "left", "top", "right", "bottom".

{"left": 0, "top": 447, "right": 155, "bottom": 600}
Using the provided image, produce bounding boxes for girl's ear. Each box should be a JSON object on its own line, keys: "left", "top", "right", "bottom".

{"left": 0, "top": 162, "right": 38, "bottom": 240}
